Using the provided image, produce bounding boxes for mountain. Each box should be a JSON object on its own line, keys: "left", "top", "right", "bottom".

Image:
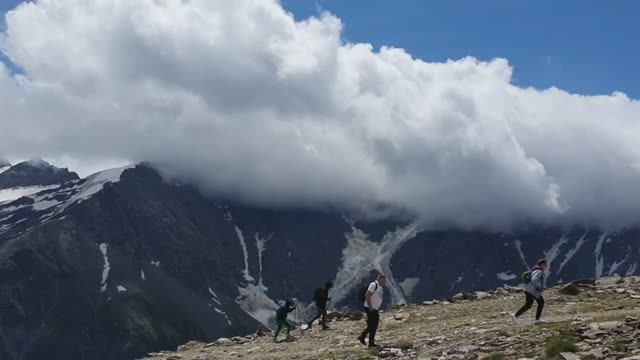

{"left": 0, "top": 164, "right": 638, "bottom": 359}
{"left": 0, "top": 159, "right": 79, "bottom": 190}
{"left": 144, "top": 275, "right": 640, "bottom": 360}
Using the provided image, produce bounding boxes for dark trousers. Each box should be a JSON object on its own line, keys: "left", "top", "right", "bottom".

{"left": 360, "top": 309, "right": 379, "bottom": 346}
{"left": 515, "top": 292, "right": 544, "bottom": 320}
{"left": 309, "top": 304, "right": 327, "bottom": 327}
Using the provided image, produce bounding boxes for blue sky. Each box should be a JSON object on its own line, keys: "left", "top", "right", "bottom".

{"left": 2, "top": 0, "right": 639, "bottom": 98}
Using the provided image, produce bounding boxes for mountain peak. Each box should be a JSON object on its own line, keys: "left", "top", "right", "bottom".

{"left": 0, "top": 159, "right": 80, "bottom": 189}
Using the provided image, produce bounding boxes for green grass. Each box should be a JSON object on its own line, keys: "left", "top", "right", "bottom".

{"left": 356, "top": 353, "right": 374, "bottom": 360}
{"left": 545, "top": 336, "right": 578, "bottom": 358}
{"left": 614, "top": 342, "right": 629, "bottom": 353}
{"left": 396, "top": 338, "right": 413, "bottom": 350}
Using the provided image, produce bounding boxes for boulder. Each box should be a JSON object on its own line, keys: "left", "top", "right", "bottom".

{"left": 560, "top": 283, "right": 581, "bottom": 295}
{"left": 560, "top": 353, "right": 580, "bottom": 360}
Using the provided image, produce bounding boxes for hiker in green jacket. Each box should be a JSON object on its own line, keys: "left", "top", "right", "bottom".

{"left": 274, "top": 300, "right": 296, "bottom": 342}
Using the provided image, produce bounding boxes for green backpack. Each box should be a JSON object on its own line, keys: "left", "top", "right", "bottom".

{"left": 522, "top": 271, "right": 532, "bottom": 284}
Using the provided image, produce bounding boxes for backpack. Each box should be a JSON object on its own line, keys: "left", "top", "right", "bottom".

{"left": 358, "top": 282, "right": 378, "bottom": 303}
{"left": 522, "top": 271, "right": 532, "bottom": 284}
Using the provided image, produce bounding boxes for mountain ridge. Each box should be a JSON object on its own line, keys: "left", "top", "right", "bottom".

{"left": 0, "top": 164, "right": 638, "bottom": 359}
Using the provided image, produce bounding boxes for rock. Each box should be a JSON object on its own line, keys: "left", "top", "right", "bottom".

{"left": 573, "top": 278, "right": 597, "bottom": 286}
{"left": 177, "top": 341, "right": 202, "bottom": 352}
{"left": 616, "top": 288, "right": 627, "bottom": 294}
{"left": 560, "top": 283, "right": 581, "bottom": 295}
{"left": 475, "top": 291, "right": 490, "bottom": 300}
{"left": 394, "top": 313, "right": 405, "bottom": 321}
{"left": 453, "top": 292, "right": 465, "bottom": 301}
{"left": 495, "top": 288, "right": 509, "bottom": 296}
{"left": 560, "top": 353, "right": 580, "bottom": 360}
{"left": 215, "top": 338, "right": 232, "bottom": 345}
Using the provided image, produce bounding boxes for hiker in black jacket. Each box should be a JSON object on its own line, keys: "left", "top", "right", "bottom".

{"left": 307, "top": 281, "right": 333, "bottom": 330}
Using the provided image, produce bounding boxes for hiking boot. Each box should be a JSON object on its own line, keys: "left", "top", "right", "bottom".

{"left": 357, "top": 335, "right": 366, "bottom": 345}
{"left": 510, "top": 313, "right": 518, "bottom": 323}
{"left": 321, "top": 324, "right": 330, "bottom": 330}
{"left": 306, "top": 322, "right": 312, "bottom": 329}
{"left": 535, "top": 318, "right": 547, "bottom": 325}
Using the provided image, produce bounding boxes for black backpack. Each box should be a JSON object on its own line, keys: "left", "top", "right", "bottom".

{"left": 358, "top": 282, "right": 378, "bottom": 302}
{"left": 522, "top": 271, "right": 532, "bottom": 284}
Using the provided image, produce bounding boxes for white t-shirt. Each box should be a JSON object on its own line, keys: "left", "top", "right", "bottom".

{"left": 363, "top": 281, "right": 384, "bottom": 310}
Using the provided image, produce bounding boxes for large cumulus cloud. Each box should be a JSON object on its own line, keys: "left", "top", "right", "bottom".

{"left": 0, "top": 0, "right": 639, "bottom": 230}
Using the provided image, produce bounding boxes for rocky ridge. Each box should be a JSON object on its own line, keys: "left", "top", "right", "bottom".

{"left": 144, "top": 275, "right": 640, "bottom": 360}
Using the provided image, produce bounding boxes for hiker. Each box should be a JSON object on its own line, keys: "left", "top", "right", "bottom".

{"left": 513, "top": 259, "right": 547, "bottom": 324}
{"left": 308, "top": 281, "right": 333, "bottom": 330}
{"left": 274, "top": 300, "right": 296, "bottom": 342}
{"left": 358, "top": 274, "right": 386, "bottom": 348}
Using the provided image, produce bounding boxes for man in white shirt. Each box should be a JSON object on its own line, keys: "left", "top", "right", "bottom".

{"left": 358, "top": 274, "right": 386, "bottom": 348}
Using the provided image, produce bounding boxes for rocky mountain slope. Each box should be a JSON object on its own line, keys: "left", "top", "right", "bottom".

{"left": 0, "top": 159, "right": 79, "bottom": 189}
{"left": 0, "top": 163, "right": 638, "bottom": 359}
{"left": 145, "top": 275, "right": 640, "bottom": 360}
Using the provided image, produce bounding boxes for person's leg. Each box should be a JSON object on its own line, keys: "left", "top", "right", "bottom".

{"left": 515, "top": 292, "right": 534, "bottom": 317}
{"left": 308, "top": 306, "right": 322, "bottom": 327}
{"left": 368, "top": 310, "right": 379, "bottom": 347}
{"left": 285, "top": 320, "right": 293, "bottom": 336}
{"left": 321, "top": 307, "right": 328, "bottom": 329}
{"left": 359, "top": 309, "right": 371, "bottom": 344}
{"left": 274, "top": 320, "right": 284, "bottom": 340}
{"left": 535, "top": 295, "right": 545, "bottom": 320}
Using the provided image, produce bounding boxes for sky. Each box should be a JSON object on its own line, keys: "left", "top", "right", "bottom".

{"left": 281, "top": 0, "right": 640, "bottom": 98}
{"left": 3, "top": 0, "right": 639, "bottom": 98}
{"left": 0, "top": 0, "right": 639, "bottom": 230}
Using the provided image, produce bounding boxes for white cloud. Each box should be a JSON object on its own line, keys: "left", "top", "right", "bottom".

{"left": 0, "top": 0, "right": 639, "bottom": 230}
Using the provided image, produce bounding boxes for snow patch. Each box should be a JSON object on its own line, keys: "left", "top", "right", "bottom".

{"left": 556, "top": 232, "right": 588, "bottom": 275}
{"left": 497, "top": 271, "right": 517, "bottom": 281}
{"left": 209, "top": 287, "right": 222, "bottom": 306}
{"left": 99, "top": 243, "right": 110, "bottom": 293}
{"left": 0, "top": 166, "right": 10, "bottom": 175}
{"left": 513, "top": 239, "right": 529, "bottom": 269}
{"left": 594, "top": 233, "right": 608, "bottom": 279}
{"left": 150, "top": 260, "right": 160, "bottom": 267}
{"left": 0, "top": 185, "right": 59, "bottom": 204}
{"left": 626, "top": 262, "right": 638, "bottom": 276}
{"left": 331, "top": 222, "right": 422, "bottom": 306}
{"left": 116, "top": 285, "right": 127, "bottom": 292}
{"left": 234, "top": 226, "right": 255, "bottom": 282}
{"left": 449, "top": 275, "right": 464, "bottom": 292}
{"left": 236, "top": 283, "right": 279, "bottom": 328}
{"left": 398, "top": 278, "right": 420, "bottom": 298}
{"left": 255, "top": 232, "right": 273, "bottom": 289}
{"left": 214, "top": 307, "right": 233, "bottom": 326}
{"left": 140, "top": 270, "right": 146, "bottom": 281}
{"left": 608, "top": 255, "right": 629, "bottom": 276}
